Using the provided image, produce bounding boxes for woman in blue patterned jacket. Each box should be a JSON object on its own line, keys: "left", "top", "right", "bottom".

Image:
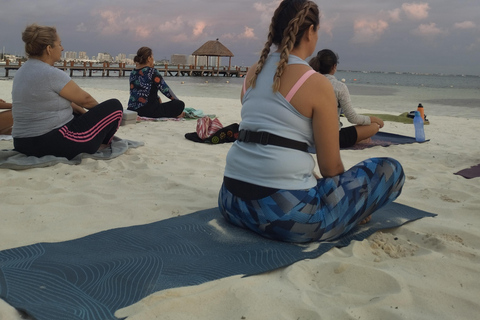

{"left": 128, "top": 47, "right": 185, "bottom": 118}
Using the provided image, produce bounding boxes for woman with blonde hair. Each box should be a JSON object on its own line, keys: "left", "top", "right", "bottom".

{"left": 12, "top": 24, "right": 123, "bottom": 160}
{"left": 218, "top": 0, "right": 405, "bottom": 243}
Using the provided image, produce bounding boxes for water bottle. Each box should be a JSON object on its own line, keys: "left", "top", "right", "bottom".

{"left": 413, "top": 111, "right": 425, "bottom": 142}
{"left": 417, "top": 103, "right": 425, "bottom": 122}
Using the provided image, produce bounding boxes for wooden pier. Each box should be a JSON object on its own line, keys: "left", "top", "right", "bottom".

{"left": 2, "top": 60, "right": 248, "bottom": 78}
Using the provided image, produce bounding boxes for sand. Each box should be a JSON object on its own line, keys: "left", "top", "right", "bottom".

{"left": 1, "top": 79, "right": 479, "bottom": 320}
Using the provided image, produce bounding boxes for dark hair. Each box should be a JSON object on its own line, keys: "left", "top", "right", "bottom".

{"left": 309, "top": 49, "right": 338, "bottom": 75}
{"left": 22, "top": 24, "right": 58, "bottom": 58}
{"left": 134, "top": 46, "right": 153, "bottom": 65}
{"left": 251, "top": 0, "right": 320, "bottom": 91}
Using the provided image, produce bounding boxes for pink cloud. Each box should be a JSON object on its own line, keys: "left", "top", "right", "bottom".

{"left": 96, "top": 10, "right": 124, "bottom": 35}
{"left": 171, "top": 33, "right": 189, "bottom": 43}
{"left": 239, "top": 26, "right": 256, "bottom": 39}
{"left": 454, "top": 21, "right": 476, "bottom": 29}
{"left": 412, "top": 23, "right": 446, "bottom": 38}
{"left": 159, "top": 16, "right": 185, "bottom": 33}
{"left": 402, "top": 3, "right": 430, "bottom": 20}
{"left": 193, "top": 21, "right": 206, "bottom": 37}
{"left": 320, "top": 13, "right": 339, "bottom": 38}
{"left": 387, "top": 8, "right": 402, "bottom": 22}
{"left": 352, "top": 19, "right": 389, "bottom": 44}
{"left": 134, "top": 26, "right": 151, "bottom": 39}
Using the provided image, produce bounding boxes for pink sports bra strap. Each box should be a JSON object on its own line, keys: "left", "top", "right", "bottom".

{"left": 285, "top": 69, "right": 317, "bottom": 102}
{"left": 242, "top": 76, "right": 248, "bottom": 95}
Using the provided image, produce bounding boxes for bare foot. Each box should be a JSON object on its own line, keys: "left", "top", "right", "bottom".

{"left": 177, "top": 112, "right": 185, "bottom": 118}
{"left": 97, "top": 144, "right": 109, "bottom": 152}
{"left": 358, "top": 215, "right": 372, "bottom": 225}
{"left": 357, "top": 137, "right": 372, "bottom": 144}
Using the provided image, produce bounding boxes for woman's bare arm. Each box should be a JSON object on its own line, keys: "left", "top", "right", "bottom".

{"left": 59, "top": 80, "right": 98, "bottom": 109}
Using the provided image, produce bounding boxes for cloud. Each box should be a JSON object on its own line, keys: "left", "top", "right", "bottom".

{"left": 193, "top": 21, "right": 206, "bottom": 37}
{"left": 134, "top": 26, "right": 151, "bottom": 39}
{"left": 171, "top": 33, "right": 189, "bottom": 43}
{"left": 412, "top": 23, "right": 446, "bottom": 38}
{"left": 387, "top": 8, "right": 402, "bottom": 23}
{"left": 159, "top": 16, "right": 185, "bottom": 33}
{"left": 402, "top": 3, "right": 430, "bottom": 20}
{"left": 254, "top": 0, "right": 281, "bottom": 26}
{"left": 351, "top": 19, "right": 389, "bottom": 44}
{"left": 239, "top": 26, "right": 256, "bottom": 39}
{"left": 76, "top": 23, "right": 87, "bottom": 32}
{"left": 96, "top": 10, "right": 124, "bottom": 35}
{"left": 320, "top": 13, "right": 339, "bottom": 38}
{"left": 454, "top": 21, "right": 476, "bottom": 30}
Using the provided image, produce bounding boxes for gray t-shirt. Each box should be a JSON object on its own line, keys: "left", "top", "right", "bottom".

{"left": 12, "top": 59, "right": 73, "bottom": 138}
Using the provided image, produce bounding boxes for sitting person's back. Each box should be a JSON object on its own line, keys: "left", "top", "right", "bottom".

{"left": 12, "top": 58, "right": 74, "bottom": 138}
{"left": 128, "top": 47, "right": 185, "bottom": 119}
{"left": 12, "top": 23, "right": 123, "bottom": 160}
{"left": 225, "top": 52, "right": 316, "bottom": 191}
{"left": 218, "top": 0, "right": 405, "bottom": 243}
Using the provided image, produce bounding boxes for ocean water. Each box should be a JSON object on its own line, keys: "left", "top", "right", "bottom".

{"left": 2, "top": 67, "right": 479, "bottom": 118}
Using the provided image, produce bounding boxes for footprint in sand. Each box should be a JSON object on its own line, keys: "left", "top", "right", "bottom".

{"left": 370, "top": 232, "right": 419, "bottom": 261}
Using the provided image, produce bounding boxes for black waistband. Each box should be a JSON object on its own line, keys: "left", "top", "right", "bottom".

{"left": 237, "top": 129, "right": 309, "bottom": 152}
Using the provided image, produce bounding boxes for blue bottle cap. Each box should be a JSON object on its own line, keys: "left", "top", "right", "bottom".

{"left": 414, "top": 111, "right": 420, "bottom": 117}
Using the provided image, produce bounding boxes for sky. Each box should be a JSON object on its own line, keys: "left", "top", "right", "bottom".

{"left": 1, "top": 0, "right": 479, "bottom": 75}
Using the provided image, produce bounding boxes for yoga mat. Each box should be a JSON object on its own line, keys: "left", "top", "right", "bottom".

{"left": 0, "top": 203, "right": 435, "bottom": 320}
{"left": 345, "top": 131, "right": 429, "bottom": 150}
{"left": 454, "top": 164, "right": 480, "bottom": 179}
{"left": 0, "top": 137, "right": 143, "bottom": 170}
{"left": 361, "top": 112, "right": 430, "bottom": 125}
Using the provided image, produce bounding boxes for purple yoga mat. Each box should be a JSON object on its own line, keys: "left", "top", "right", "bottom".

{"left": 454, "top": 164, "right": 480, "bottom": 179}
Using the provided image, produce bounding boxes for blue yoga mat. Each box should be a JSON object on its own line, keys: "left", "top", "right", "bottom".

{"left": 0, "top": 203, "right": 435, "bottom": 320}
{"left": 344, "top": 131, "right": 429, "bottom": 150}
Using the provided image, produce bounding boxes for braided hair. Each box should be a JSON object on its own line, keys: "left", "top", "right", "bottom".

{"left": 250, "top": 0, "right": 319, "bottom": 91}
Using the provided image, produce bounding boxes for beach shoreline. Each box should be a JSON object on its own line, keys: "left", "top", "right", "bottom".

{"left": 1, "top": 79, "right": 479, "bottom": 319}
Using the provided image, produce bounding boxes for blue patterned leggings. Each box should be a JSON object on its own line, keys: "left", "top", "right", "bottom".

{"left": 218, "top": 157, "right": 405, "bottom": 243}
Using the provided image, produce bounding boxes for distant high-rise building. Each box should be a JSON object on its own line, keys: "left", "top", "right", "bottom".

{"left": 64, "top": 51, "right": 77, "bottom": 61}
{"left": 78, "top": 51, "right": 88, "bottom": 60}
{"left": 97, "top": 53, "right": 112, "bottom": 62}
{"left": 189, "top": 55, "right": 208, "bottom": 67}
{"left": 171, "top": 54, "right": 187, "bottom": 65}
{"left": 116, "top": 53, "right": 127, "bottom": 62}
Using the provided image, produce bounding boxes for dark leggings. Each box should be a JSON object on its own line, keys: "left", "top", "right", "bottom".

{"left": 339, "top": 126, "right": 358, "bottom": 148}
{"left": 14, "top": 99, "right": 123, "bottom": 160}
{"left": 134, "top": 99, "right": 185, "bottom": 118}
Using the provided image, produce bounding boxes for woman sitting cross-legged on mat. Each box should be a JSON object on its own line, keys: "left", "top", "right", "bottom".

{"left": 218, "top": 0, "right": 405, "bottom": 243}
{"left": 12, "top": 24, "right": 123, "bottom": 160}
{"left": 128, "top": 47, "right": 185, "bottom": 118}
{"left": 309, "top": 49, "right": 385, "bottom": 148}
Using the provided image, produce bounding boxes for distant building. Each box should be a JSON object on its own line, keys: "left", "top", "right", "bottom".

{"left": 64, "top": 51, "right": 77, "bottom": 61}
{"left": 171, "top": 54, "right": 187, "bottom": 65}
{"left": 78, "top": 51, "right": 88, "bottom": 60}
{"left": 188, "top": 55, "right": 208, "bottom": 66}
{"left": 157, "top": 59, "right": 170, "bottom": 65}
{"left": 97, "top": 53, "right": 112, "bottom": 62}
{"left": 4, "top": 54, "right": 17, "bottom": 63}
{"left": 116, "top": 53, "right": 127, "bottom": 62}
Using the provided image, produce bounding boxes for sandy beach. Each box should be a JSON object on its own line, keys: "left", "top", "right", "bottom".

{"left": 1, "top": 78, "right": 479, "bottom": 319}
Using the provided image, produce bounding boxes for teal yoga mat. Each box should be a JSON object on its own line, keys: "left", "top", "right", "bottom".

{"left": 0, "top": 203, "right": 435, "bottom": 320}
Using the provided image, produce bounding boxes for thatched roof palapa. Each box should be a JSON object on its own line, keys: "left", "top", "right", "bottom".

{"left": 192, "top": 39, "right": 234, "bottom": 70}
